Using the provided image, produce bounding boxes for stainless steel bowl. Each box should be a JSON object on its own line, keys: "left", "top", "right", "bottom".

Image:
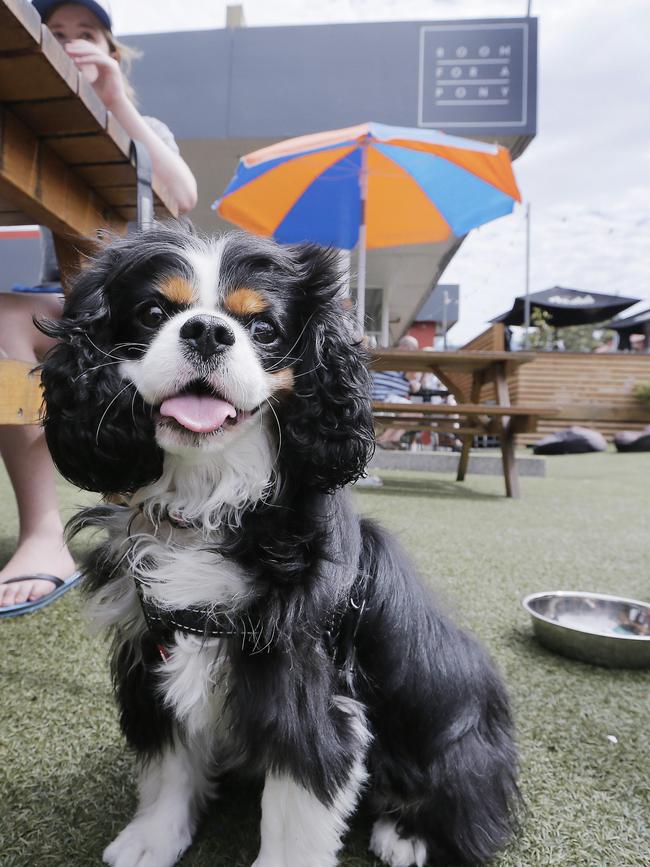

{"left": 522, "top": 591, "right": 650, "bottom": 669}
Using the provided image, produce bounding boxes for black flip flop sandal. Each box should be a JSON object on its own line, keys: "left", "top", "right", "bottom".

{"left": 0, "top": 571, "right": 83, "bottom": 619}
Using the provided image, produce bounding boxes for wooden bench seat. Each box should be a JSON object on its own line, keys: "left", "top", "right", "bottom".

{"left": 370, "top": 349, "right": 560, "bottom": 497}
{"left": 373, "top": 401, "right": 553, "bottom": 432}
{"left": 372, "top": 399, "right": 558, "bottom": 497}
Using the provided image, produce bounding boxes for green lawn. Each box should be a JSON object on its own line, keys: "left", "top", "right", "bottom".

{"left": 1, "top": 453, "right": 649, "bottom": 866}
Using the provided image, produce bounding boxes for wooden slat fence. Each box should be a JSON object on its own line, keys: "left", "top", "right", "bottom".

{"left": 446, "top": 324, "right": 650, "bottom": 444}
{"left": 511, "top": 352, "right": 650, "bottom": 444}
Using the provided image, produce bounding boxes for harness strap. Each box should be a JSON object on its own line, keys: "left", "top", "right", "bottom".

{"left": 134, "top": 578, "right": 264, "bottom": 644}
{"left": 134, "top": 570, "right": 368, "bottom": 669}
{"left": 131, "top": 507, "right": 368, "bottom": 667}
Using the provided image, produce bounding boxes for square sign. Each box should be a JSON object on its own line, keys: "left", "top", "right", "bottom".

{"left": 418, "top": 22, "right": 531, "bottom": 129}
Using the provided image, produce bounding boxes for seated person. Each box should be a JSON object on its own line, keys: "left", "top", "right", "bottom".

{"left": 371, "top": 335, "right": 421, "bottom": 448}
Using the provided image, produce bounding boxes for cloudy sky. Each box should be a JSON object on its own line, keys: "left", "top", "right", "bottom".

{"left": 109, "top": 0, "right": 650, "bottom": 342}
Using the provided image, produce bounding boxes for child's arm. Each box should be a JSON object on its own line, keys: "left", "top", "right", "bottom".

{"left": 65, "top": 41, "right": 198, "bottom": 213}
{"left": 406, "top": 371, "right": 422, "bottom": 394}
{"left": 107, "top": 97, "right": 198, "bottom": 213}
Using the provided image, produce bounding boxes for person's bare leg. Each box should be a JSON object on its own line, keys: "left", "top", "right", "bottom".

{"left": 0, "top": 293, "right": 76, "bottom": 608}
{"left": 377, "top": 428, "right": 406, "bottom": 446}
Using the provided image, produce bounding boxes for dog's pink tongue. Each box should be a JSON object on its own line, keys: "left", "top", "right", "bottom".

{"left": 159, "top": 394, "right": 236, "bottom": 433}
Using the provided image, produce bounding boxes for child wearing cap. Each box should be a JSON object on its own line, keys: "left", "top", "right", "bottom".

{"left": 0, "top": 2, "right": 197, "bottom": 616}
{"left": 36, "top": 0, "right": 197, "bottom": 211}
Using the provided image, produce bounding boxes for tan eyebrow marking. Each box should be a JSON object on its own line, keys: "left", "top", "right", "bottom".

{"left": 158, "top": 275, "right": 196, "bottom": 305}
{"left": 224, "top": 287, "right": 269, "bottom": 316}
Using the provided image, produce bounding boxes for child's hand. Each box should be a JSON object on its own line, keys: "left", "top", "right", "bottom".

{"left": 64, "top": 40, "right": 126, "bottom": 110}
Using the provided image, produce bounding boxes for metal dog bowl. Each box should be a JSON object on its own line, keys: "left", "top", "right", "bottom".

{"left": 522, "top": 591, "right": 650, "bottom": 668}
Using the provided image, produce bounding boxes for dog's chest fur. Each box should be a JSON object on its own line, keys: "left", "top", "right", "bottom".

{"left": 91, "top": 505, "right": 252, "bottom": 742}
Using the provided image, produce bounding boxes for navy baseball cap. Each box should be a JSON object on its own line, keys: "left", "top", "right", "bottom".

{"left": 33, "top": 0, "right": 113, "bottom": 31}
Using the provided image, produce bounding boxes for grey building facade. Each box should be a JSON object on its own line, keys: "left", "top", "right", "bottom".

{"left": 1, "top": 15, "right": 537, "bottom": 343}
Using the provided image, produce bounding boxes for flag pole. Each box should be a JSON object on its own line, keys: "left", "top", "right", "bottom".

{"left": 356, "top": 138, "right": 369, "bottom": 330}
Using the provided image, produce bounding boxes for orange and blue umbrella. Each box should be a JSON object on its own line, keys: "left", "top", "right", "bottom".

{"left": 214, "top": 121, "right": 521, "bottom": 322}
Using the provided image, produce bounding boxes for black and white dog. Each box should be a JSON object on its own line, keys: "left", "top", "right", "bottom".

{"left": 40, "top": 226, "right": 519, "bottom": 867}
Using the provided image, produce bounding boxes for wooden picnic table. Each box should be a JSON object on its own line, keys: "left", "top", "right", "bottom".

{"left": 0, "top": 0, "right": 179, "bottom": 426}
{"left": 370, "top": 349, "right": 556, "bottom": 498}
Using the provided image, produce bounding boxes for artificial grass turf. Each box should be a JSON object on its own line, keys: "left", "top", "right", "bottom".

{"left": 0, "top": 452, "right": 648, "bottom": 866}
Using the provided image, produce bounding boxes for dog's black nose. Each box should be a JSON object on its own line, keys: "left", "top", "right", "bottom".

{"left": 180, "top": 315, "right": 235, "bottom": 361}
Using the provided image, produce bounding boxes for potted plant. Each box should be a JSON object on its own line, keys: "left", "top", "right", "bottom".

{"left": 633, "top": 383, "right": 650, "bottom": 409}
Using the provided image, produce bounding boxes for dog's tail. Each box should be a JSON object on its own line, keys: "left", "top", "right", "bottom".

{"left": 355, "top": 518, "right": 521, "bottom": 865}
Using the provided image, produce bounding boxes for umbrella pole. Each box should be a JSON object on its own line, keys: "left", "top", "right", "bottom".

{"left": 523, "top": 201, "right": 531, "bottom": 348}
{"left": 356, "top": 141, "right": 369, "bottom": 330}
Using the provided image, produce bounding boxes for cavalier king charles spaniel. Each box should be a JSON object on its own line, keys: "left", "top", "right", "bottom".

{"left": 40, "top": 225, "right": 519, "bottom": 867}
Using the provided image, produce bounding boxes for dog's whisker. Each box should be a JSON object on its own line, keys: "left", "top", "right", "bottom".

{"left": 289, "top": 362, "right": 325, "bottom": 381}
{"left": 130, "top": 384, "right": 140, "bottom": 427}
{"left": 82, "top": 333, "right": 127, "bottom": 361}
{"left": 72, "top": 359, "right": 126, "bottom": 382}
{"left": 264, "top": 312, "right": 315, "bottom": 371}
{"left": 264, "top": 397, "right": 282, "bottom": 465}
{"left": 264, "top": 354, "right": 304, "bottom": 372}
{"left": 94, "top": 380, "right": 136, "bottom": 445}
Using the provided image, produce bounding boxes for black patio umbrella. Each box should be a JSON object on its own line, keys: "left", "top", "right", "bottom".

{"left": 492, "top": 286, "right": 640, "bottom": 328}
{"left": 607, "top": 308, "right": 650, "bottom": 350}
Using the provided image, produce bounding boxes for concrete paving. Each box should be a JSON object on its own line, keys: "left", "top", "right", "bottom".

{"left": 368, "top": 448, "right": 546, "bottom": 477}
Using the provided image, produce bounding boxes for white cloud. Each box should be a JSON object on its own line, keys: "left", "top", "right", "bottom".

{"left": 444, "top": 194, "right": 650, "bottom": 343}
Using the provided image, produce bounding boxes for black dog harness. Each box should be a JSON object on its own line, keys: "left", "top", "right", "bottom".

{"left": 135, "top": 577, "right": 366, "bottom": 668}
{"left": 132, "top": 509, "right": 367, "bottom": 667}
{"left": 135, "top": 578, "right": 264, "bottom": 648}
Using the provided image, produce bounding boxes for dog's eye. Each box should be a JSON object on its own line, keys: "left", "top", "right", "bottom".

{"left": 250, "top": 320, "right": 277, "bottom": 345}
{"left": 138, "top": 304, "right": 166, "bottom": 329}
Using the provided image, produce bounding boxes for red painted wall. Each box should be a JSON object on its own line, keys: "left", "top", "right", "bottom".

{"left": 407, "top": 321, "right": 437, "bottom": 348}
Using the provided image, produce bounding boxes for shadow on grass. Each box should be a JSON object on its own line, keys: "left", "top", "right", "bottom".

{"left": 0, "top": 540, "right": 18, "bottom": 565}
{"left": 508, "top": 625, "right": 650, "bottom": 682}
{"left": 358, "top": 476, "right": 502, "bottom": 501}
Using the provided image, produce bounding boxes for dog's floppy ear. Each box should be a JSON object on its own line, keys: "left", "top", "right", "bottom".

{"left": 38, "top": 253, "right": 163, "bottom": 495}
{"left": 278, "top": 243, "right": 375, "bottom": 492}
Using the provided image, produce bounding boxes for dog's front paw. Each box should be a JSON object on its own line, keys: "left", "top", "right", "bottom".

{"left": 369, "top": 818, "right": 427, "bottom": 867}
{"left": 103, "top": 816, "right": 192, "bottom": 867}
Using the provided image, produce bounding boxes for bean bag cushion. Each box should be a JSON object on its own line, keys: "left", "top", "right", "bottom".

{"left": 614, "top": 426, "right": 650, "bottom": 453}
{"left": 533, "top": 426, "right": 607, "bottom": 455}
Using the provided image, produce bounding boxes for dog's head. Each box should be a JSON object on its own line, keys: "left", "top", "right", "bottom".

{"left": 40, "top": 226, "right": 374, "bottom": 497}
